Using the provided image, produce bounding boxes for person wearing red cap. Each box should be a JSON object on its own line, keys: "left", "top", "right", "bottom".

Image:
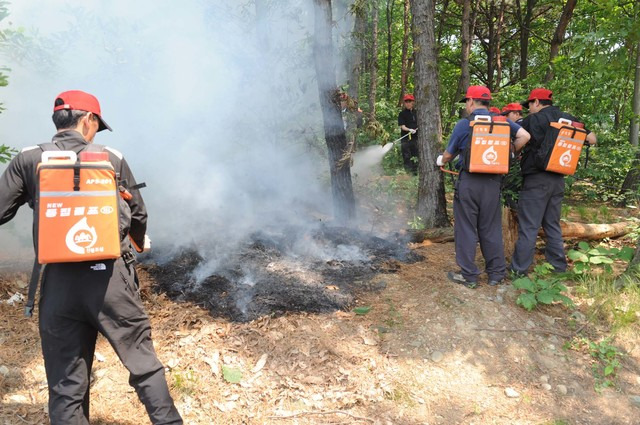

{"left": 436, "top": 86, "right": 530, "bottom": 288}
{"left": 398, "top": 93, "right": 419, "bottom": 174}
{"left": 0, "top": 90, "right": 183, "bottom": 424}
{"left": 501, "top": 103, "right": 524, "bottom": 124}
{"left": 510, "top": 88, "right": 597, "bottom": 277}
{"left": 489, "top": 106, "right": 501, "bottom": 115}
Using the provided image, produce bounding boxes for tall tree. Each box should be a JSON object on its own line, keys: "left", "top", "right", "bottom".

{"left": 631, "top": 32, "right": 640, "bottom": 146}
{"left": 544, "top": 0, "right": 577, "bottom": 83}
{"left": 313, "top": 0, "right": 356, "bottom": 223}
{"left": 384, "top": 0, "right": 396, "bottom": 98}
{"left": 397, "top": 0, "right": 411, "bottom": 105}
{"left": 515, "top": 0, "right": 537, "bottom": 80}
{"left": 411, "top": 0, "right": 449, "bottom": 227}
{"left": 368, "top": 0, "right": 379, "bottom": 120}
{"left": 348, "top": 0, "right": 367, "bottom": 102}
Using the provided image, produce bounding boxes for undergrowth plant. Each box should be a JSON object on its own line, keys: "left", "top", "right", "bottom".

{"left": 512, "top": 263, "right": 574, "bottom": 311}
{"left": 567, "top": 241, "right": 634, "bottom": 276}
{"left": 567, "top": 336, "right": 624, "bottom": 391}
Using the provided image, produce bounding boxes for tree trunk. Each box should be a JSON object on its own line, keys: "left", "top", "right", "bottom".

{"left": 446, "top": 0, "right": 473, "bottom": 133}
{"left": 544, "top": 0, "right": 577, "bottom": 83}
{"left": 486, "top": 0, "right": 496, "bottom": 91}
{"left": 313, "top": 0, "right": 356, "bottom": 224}
{"left": 348, "top": 0, "right": 367, "bottom": 102}
{"left": 411, "top": 0, "right": 449, "bottom": 228}
{"left": 495, "top": 0, "right": 506, "bottom": 89}
{"left": 368, "top": 0, "right": 379, "bottom": 121}
{"left": 398, "top": 0, "right": 410, "bottom": 106}
{"left": 458, "top": 0, "right": 472, "bottom": 96}
{"left": 631, "top": 38, "right": 640, "bottom": 146}
{"left": 385, "top": 0, "right": 396, "bottom": 98}
{"left": 516, "top": 0, "right": 536, "bottom": 80}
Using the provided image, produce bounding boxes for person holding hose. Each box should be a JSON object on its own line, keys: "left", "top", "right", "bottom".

{"left": 437, "top": 86, "right": 530, "bottom": 288}
{"left": 398, "top": 93, "right": 419, "bottom": 175}
{"left": 0, "top": 90, "right": 183, "bottom": 424}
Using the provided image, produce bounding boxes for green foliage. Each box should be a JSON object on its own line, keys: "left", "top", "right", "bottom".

{"left": 407, "top": 215, "right": 424, "bottom": 230}
{"left": 568, "top": 337, "right": 624, "bottom": 391}
{"left": 567, "top": 241, "right": 633, "bottom": 276}
{"left": 512, "top": 263, "right": 574, "bottom": 311}
{"left": 221, "top": 365, "right": 243, "bottom": 384}
{"left": 171, "top": 369, "right": 199, "bottom": 395}
{"left": 0, "top": 0, "right": 14, "bottom": 161}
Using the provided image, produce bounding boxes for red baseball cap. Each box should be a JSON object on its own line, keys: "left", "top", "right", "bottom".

{"left": 53, "top": 90, "right": 112, "bottom": 132}
{"left": 489, "top": 107, "right": 501, "bottom": 114}
{"left": 459, "top": 85, "right": 492, "bottom": 102}
{"left": 501, "top": 103, "right": 523, "bottom": 114}
{"left": 522, "top": 88, "right": 552, "bottom": 107}
{"left": 403, "top": 93, "right": 415, "bottom": 102}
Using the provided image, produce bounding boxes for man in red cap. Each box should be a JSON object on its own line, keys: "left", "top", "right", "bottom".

{"left": 398, "top": 93, "right": 419, "bottom": 174}
{"left": 510, "top": 88, "right": 597, "bottom": 277}
{"left": 437, "top": 86, "right": 530, "bottom": 288}
{"left": 0, "top": 90, "right": 183, "bottom": 424}
{"left": 501, "top": 103, "right": 524, "bottom": 124}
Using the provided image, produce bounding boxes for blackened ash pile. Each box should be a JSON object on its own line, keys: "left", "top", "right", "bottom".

{"left": 142, "top": 226, "right": 422, "bottom": 322}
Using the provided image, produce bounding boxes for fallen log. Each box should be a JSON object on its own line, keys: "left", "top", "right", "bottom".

{"left": 409, "top": 221, "right": 633, "bottom": 243}
{"left": 548, "top": 221, "right": 633, "bottom": 240}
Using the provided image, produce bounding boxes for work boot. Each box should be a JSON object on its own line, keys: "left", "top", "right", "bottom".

{"left": 447, "top": 271, "right": 477, "bottom": 289}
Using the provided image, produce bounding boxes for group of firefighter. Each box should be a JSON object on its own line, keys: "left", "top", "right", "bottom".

{"left": 399, "top": 86, "right": 597, "bottom": 288}
{"left": 0, "top": 84, "right": 597, "bottom": 424}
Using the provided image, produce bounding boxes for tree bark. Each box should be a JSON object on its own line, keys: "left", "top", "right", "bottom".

{"left": 516, "top": 0, "right": 537, "bottom": 80}
{"left": 631, "top": 38, "right": 640, "bottom": 146}
{"left": 411, "top": 0, "right": 449, "bottom": 228}
{"left": 385, "top": 0, "right": 396, "bottom": 98}
{"left": 313, "top": 0, "right": 356, "bottom": 224}
{"left": 398, "top": 0, "right": 410, "bottom": 106}
{"left": 368, "top": 0, "right": 379, "bottom": 121}
{"left": 544, "top": 0, "right": 577, "bottom": 83}
{"left": 495, "top": 0, "right": 506, "bottom": 89}
{"left": 348, "top": 0, "right": 367, "bottom": 102}
{"left": 409, "top": 221, "right": 632, "bottom": 243}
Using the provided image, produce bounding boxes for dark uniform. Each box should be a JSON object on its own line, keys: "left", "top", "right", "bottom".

{"left": 397, "top": 107, "right": 419, "bottom": 175}
{"left": 0, "top": 130, "right": 182, "bottom": 424}
{"left": 510, "top": 106, "right": 586, "bottom": 275}
{"left": 446, "top": 109, "right": 522, "bottom": 283}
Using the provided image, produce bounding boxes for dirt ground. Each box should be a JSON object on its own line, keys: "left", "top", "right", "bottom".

{"left": 1, "top": 237, "right": 640, "bottom": 425}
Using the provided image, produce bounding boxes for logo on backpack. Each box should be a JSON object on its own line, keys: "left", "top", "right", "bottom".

{"left": 65, "top": 217, "right": 97, "bottom": 254}
{"left": 482, "top": 146, "right": 499, "bottom": 165}
{"left": 559, "top": 150, "right": 572, "bottom": 168}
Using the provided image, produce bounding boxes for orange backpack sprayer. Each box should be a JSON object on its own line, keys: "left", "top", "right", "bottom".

{"left": 36, "top": 149, "right": 121, "bottom": 264}
{"left": 465, "top": 115, "right": 510, "bottom": 174}
{"left": 537, "top": 118, "right": 587, "bottom": 175}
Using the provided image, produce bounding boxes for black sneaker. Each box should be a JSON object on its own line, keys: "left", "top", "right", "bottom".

{"left": 488, "top": 279, "right": 502, "bottom": 286}
{"left": 447, "top": 271, "right": 477, "bottom": 289}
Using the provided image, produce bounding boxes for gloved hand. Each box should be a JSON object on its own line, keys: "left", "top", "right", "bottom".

{"left": 410, "top": 128, "right": 417, "bottom": 134}
{"left": 436, "top": 155, "right": 444, "bottom": 167}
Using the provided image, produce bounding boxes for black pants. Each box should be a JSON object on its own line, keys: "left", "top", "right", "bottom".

{"left": 39, "top": 257, "right": 183, "bottom": 425}
{"left": 511, "top": 172, "right": 566, "bottom": 274}
{"left": 453, "top": 171, "right": 506, "bottom": 282}
{"left": 400, "top": 139, "right": 418, "bottom": 175}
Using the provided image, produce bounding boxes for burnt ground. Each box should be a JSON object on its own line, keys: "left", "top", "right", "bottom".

{"left": 146, "top": 225, "right": 422, "bottom": 322}
{"left": 1, "top": 216, "right": 640, "bottom": 424}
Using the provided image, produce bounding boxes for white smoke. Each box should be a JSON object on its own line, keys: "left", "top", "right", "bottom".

{"left": 0, "top": 0, "right": 366, "bottom": 265}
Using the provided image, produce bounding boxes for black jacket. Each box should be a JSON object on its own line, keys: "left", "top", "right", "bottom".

{"left": 0, "top": 130, "right": 147, "bottom": 251}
